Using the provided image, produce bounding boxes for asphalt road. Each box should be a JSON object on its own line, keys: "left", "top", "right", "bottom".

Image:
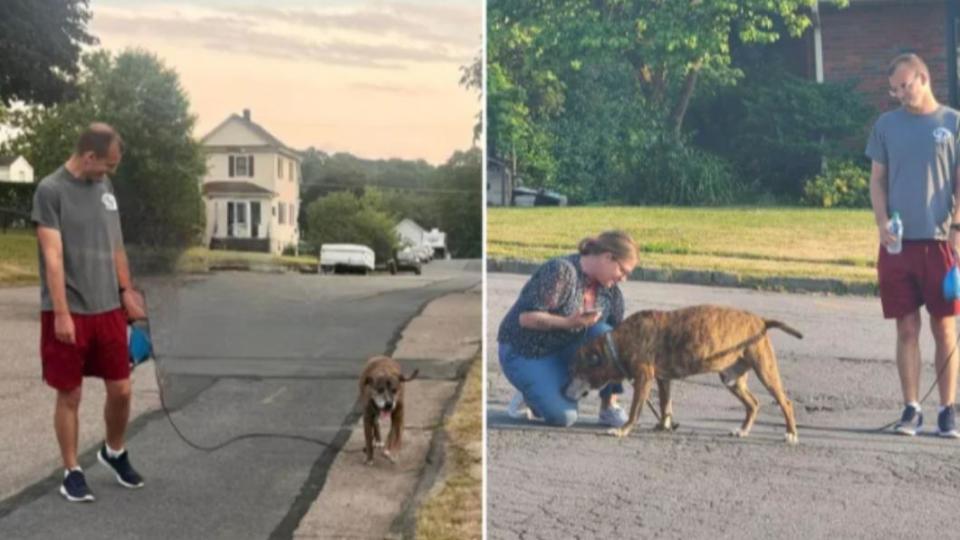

{"left": 0, "top": 260, "right": 479, "bottom": 540}
{"left": 487, "top": 273, "right": 960, "bottom": 540}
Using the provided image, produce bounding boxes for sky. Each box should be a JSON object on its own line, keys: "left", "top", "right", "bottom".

{"left": 89, "top": 0, "right": 482, "bottom": 164}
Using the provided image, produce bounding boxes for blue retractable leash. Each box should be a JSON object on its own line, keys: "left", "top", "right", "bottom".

{"left": 131, "top": 289, "right": 353, "bottom": 453}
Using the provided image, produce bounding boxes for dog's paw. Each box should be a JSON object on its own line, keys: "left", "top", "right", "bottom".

{"left": 365, "top": 457, "right": 374, "bottom": 466}
{"left": 606, "top": 427, "right": 630, "bottom": 438}
{"left": 381, "top": 448, "right": 397, "bottom": 463}
{"left": 730, "top": 428, "right": 750, "bottom": 438}
{"left": 784, "top": 432, "right": 799, "bottom": 445}
{"left": 654, "top": 416, "right": 674, "bottom": 432}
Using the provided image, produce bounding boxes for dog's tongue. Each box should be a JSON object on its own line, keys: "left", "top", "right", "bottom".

{"left": 380, "top": 410, "right": 391, "bottom": 420}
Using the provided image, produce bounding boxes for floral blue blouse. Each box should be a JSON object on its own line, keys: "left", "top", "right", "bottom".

{"left": 497, "top": 254, "right": 625, "bottom": 357}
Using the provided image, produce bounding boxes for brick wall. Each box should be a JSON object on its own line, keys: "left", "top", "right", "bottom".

{"left": 820, "top": 2, "right": 949, "bottom": 113}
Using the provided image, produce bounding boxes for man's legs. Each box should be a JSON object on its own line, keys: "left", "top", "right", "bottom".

{"left": 54, "top": 386, "right": 82, "bottom": 470}
{"left": 895, "top": 310, "right": 922, "bottom": 403}
{"left": 104, "top": 378, "right": 132, "bottom": 451}
{"left": 929, "top": 315, "right": 958, "bottom": 406}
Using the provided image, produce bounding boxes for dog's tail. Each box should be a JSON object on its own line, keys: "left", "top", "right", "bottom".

{"left": 764, "top": 320, "right": 803, "bottom": 339}
{"left": 401, "top": 369, "right": 419, "bottom": 382}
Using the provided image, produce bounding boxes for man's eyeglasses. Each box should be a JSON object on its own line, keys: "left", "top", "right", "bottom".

{"left": 889, "top": 73, "right": 921, "bottom": 98}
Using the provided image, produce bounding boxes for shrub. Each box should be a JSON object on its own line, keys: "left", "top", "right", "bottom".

{"left": 626, "top": 136, "right": 741, "bottom": 206}
{"left": 802, "top": 161, "right": 870, "bottom": 208}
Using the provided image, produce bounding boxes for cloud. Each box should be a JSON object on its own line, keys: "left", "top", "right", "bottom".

{"left": 90, "top": 2, "right": 480, "bottom": 69}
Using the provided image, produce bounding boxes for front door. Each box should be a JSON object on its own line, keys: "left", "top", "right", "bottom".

{"left": 251, "top": 202, "right": 261, "bottom": 238}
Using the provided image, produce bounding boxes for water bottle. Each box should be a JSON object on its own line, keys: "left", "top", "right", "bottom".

{"left": 887, "top": 211, "right": 903, "bottom": 255}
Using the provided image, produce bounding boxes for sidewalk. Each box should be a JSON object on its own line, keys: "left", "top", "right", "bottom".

{"left": 293, "top": 284, "right": 482, "bottom": 540}
{"left": 0, "top": 287, "right": 160, "bottom": 503}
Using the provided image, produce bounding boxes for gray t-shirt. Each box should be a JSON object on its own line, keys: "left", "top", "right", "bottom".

{"left": 865, "top": 105, "right": 960, "bottom": 240}
{"left": 31, "top": 166, "right": 124, "bottom": 314}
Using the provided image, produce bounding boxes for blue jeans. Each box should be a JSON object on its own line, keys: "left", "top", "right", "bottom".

{"left": 499, "top": 322, "right": 624, "bottom": 427}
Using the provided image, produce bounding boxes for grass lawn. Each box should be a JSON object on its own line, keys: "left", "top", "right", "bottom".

{"left": 0, "top": 232, "right": 318, "bottom": 286}
{"left": 488, "top": 207, "right": 879, "bottom": 287}
{"left": 415, "top": 353, "right": 482, "bottom": 540}
{"left": 0, "top": 229, "right": 39, "bottom": 286}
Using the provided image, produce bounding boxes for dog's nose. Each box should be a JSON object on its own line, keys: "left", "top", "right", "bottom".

{"left": 581, "top": 391, "right": 588, "bottom": 398}
{"left": 384, "top": 401, "right": 393, "bottom": 410}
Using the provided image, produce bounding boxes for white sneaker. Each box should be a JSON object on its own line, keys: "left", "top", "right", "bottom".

{"left": 507, "top": 391, "right": 533, "bottom": 419}
{"left": 598, "top": 405, "right": 628, "bottom": 427}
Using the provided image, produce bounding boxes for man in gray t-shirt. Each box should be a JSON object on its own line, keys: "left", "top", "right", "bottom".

{"left": 866, "top": 53, "right": 960, "bottom": 439}
{"left": 31, "top": 123, "right": 148, "bottom": 502}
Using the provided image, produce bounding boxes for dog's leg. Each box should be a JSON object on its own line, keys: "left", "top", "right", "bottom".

{"left": 383, "top": 403, "right": 404, "bottom": 463}
{"left": 363, "top": 409, "right": 375, "bottom": 464}
{"left": 373, "top": 414, "right": 384, "bottom": 448}
{"left": 749, "top": 340, "right": 799, "bottom": 445}
{"left": 723, "top": 372, "right": 760, "bottom": 438}
{"left": 654, "top": 378, "right": 675, "bottom": 431}
{"left": 609, "top": 366, "right": 654, "bottom": 438}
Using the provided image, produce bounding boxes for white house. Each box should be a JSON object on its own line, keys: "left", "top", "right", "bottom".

{"left": 394, "top": 218, "right": 427, "bottom": 248}
{"left": 200, "top": 109, "right": 301, "bottom": 254}
{"left": 0, "top": 155, "right": 34, "bottom": 183}
{"left": 394, "top": 218, "right": 449, "bottom": 259}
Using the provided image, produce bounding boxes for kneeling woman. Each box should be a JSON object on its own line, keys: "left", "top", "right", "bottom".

{"left": 497, "top": 230, "right": 638, "bottom": 427}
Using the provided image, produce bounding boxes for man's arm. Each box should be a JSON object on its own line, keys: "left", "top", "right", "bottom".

{"left": 114, "top": 248, "right": 146, "bottom": 320}
{"left": 37, "top": 226, "right": 74, "bottom": 344}
{"left": 869, "top": 161, "right": 895, "bottom": 248}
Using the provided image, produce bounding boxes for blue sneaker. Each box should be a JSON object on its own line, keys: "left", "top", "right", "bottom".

{"left": 598, "top": 405, "right": 628, "bottom": 428}
{"left": 937, "top": 406, "right": 959, "bottom": 438}
{"left": 60, "top": 469, "right": 95, "bottom": 502}
{"left": 894, "top": 404, "right": 923, "bottom": 436}
{"left": 97, "top": 446, "right": 144, "bottom": 488}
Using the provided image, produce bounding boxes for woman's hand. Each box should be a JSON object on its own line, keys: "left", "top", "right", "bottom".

{"left": 565, "top": 310, "right": 602, "bottom": 330}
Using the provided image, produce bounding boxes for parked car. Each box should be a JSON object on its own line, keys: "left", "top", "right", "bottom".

{"left": 319, "top": 244, "right": 375, "bottom": 275}
{"left": 415, "top": 244, "right": 433, "bottom": 263}
{"left": 393, "top": 247, "right": 422, "bottom": 275}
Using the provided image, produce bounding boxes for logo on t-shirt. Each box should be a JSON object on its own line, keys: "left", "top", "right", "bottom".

{"left": 102, "top": 193, "right": 118, "bottom": 211}
{"left": 933, "top": 127, "right": 954, "bottom": 144}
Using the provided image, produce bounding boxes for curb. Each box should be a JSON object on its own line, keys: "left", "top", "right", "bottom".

{"left": 487, "top": 258, "right": 878, "bottom": 297}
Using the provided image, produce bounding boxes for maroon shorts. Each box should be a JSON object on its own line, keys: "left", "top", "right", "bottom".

{"left": 40, "top": 308, "right": 129, "bottom": 391}
{"left": 877, "top": 240, "right": 960, "bottom": 319}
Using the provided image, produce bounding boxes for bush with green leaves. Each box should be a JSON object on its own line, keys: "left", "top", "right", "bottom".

{"left": 626, "top": 135, "right": 741, "bottom": 206}
{"left": 304, "top": 189, "right": 397, "bottom": 263}
{"left": 802, "top": 161, "right": 870, "bottom": 208}
{"left": 689, "top": 63, "right": 874, "bottom": 199}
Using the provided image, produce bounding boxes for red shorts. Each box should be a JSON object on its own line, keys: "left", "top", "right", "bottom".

{"left": 877, "top": 240, "right": 960, "bottom": 319}
{"left": 40, "top": 308, "right": 129, "bottom": 391}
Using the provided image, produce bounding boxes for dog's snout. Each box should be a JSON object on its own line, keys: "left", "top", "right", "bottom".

{"left": 581, "top": 391, "right": 588, "bottom": 398}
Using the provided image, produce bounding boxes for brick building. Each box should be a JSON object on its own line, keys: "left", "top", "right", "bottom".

{"left": 800, "top": 0, "right": 960, "bottom": 112}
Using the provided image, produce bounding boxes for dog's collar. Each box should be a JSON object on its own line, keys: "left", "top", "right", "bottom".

{"left": 603, "top": 331, "right": 631, "bottom": 380}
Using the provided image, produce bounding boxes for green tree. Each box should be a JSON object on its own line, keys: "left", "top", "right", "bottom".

{"left": 487, "top": 0, "right": 847, "bottom": 201}
{"left": 432, "top": 148, "right": 481, "bottom": 258}
{"left": 0, "top": 0, "right": 97, "bottom": 105}
{"left": 8, "top": 49, "right": 206, "bottom": 247}
{"left": 304, "top": 189, "right": 398, "bottom": 263}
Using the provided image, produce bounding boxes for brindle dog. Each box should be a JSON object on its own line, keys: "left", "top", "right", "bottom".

{"left": 359, "top": 356, "right": 419, "bottom": 464}
{"left": 564, "top": 305, "right": 803, "bottom": 444}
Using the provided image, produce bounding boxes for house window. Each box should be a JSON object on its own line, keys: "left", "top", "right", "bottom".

{"left": 288, "top": 161, "right": 294, "bottom": 181}
{"left": 289, "top": 203, "right": 295, "bottom": 223}
{"left": 277, "top": 158, "right": 284, "bottom": 179}
{"left": 229, "top": 155, "right": 254, "bottom": 178}
{"left": 279, "top": 203, "right": 286, "bottom": 225}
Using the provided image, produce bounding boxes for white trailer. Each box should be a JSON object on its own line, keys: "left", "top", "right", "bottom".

{"left": 319, "top": 244, "right": 375, "bottom": 274}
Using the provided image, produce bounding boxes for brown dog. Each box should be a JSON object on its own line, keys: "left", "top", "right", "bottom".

{"left": 564, "top": 305, "right": 803, "bottom": 444}
{"left": 359, "top": 356, "right": 419, "bottom": 464}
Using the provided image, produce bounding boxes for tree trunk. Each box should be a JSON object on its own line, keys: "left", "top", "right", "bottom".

{"left": 670, "top": 60, "right": 702, "bottom": 136}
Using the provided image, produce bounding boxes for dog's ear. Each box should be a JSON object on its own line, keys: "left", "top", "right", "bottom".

{"left": 400, "top": 369, "right": 419, "bottom": 382}
{"left": 363, "top": 376, "right": 372, "bottom": 387}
